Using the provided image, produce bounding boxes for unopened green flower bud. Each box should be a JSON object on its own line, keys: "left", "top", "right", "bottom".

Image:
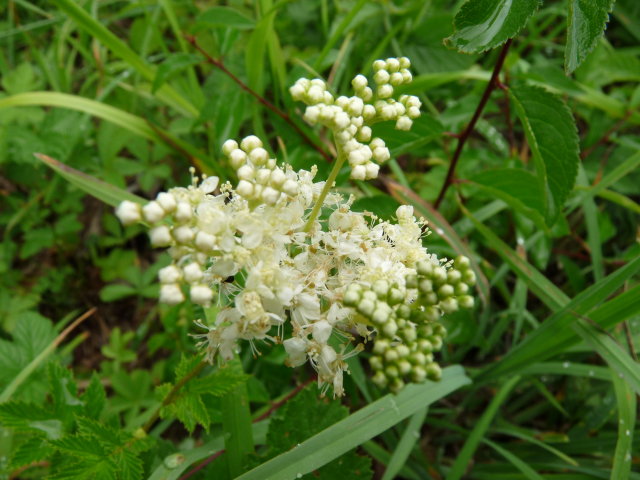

{"left": 416, "top": 261, "right": 433, "bottom": 276}
{"left": 418, "top": 279, "right": 433, "bottom": 294}
{"left": 386, "top": 365, "right": 399, "bottom": 378}
{"left": 455, "top": 255, "right": 471, "bottom": 269}
{"left": 388, "top": 288, "right": 404, "bottom": 305}
{"left": 382, "top": 321, "right": 398, "bottom": 338}
{"left": 440, "top": 297, "right": 458, "bottom": 314}
{"left": 357, "top": 299, "right": 375, "bottom": 317}
{"left": 396, "top": 304, "right": 411, "bottom": 319}
{"left": 401, "top": 328, "right": 416, "bottom": 342}
{"left": 454, "top": 283, "right": 469, "bottom": 295}
{"left": 372, "top": 308, "right": 390, "bottom": 325}
{"left": 373, "top": 339, "right": 390, "bottom": 354}
{"left": 425, "top": 363, "right": 442, "bottom": 381}
{"left": 463, "top": 270, "right": 476, "bottom": 285}
{"left": 405, "top": 274, "right": 418, "bottom": 288}
{"left": 343, "top": 289, "right": 361, "bottom": 307}
{"left": 398, "top": 360, "right": 412, "bottom": 375}
{"left": 373, "top": 279, "right": 390, "bottom": 299}
{"left": 389, "top": 378, "right": 405, "bottom": 393}
{"left": 385, "top": 349, "right": 399, "bottom": 362}
{"left": 437, "top": 284, "right": 454, "bottom": 298}
{"left": 372, "top": 371, "right": 388, "bottom": 387}
{"left": 447, "top": 270, "right": 462, "bottom": 284}
{"left": 459, "top": 295, "right": 474, "bottom": 309}
{"left": 369, "top": 355, "right": 383, "bottom": 371}
{"left": 423, "top": 306, "right": 440, "bottom": 323}
{"left": 412, "top": 366, "right": 427, "bottom": 383}
{"left": 432, "top": 266, "right": 447, "bottom": 284}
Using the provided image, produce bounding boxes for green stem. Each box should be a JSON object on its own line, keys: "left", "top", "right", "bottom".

{"left": 303, "top": 142, "right": 345, "bottom": 232}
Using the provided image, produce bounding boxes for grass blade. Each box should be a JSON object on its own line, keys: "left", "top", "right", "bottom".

{"left": 381, "top": 407, "right": 428, "bottom": 480}
{"left": 446, "top": 375, "right": 521, "bottom": 480}
{"left": 483, "top": 438, "right": 545, "bottom": 480}
{"left": 35, "top": 154, "right": 146, "bottom": 207}
{"left": 237, "top": 366, "right": 470, "bottom": 480}
{"left": 612, "top": 371, "right": 636, "bottom": 480}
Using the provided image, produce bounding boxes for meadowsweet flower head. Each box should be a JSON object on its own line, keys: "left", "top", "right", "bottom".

{"left": 116, "top": 58, "right": 474, "bottom": 397}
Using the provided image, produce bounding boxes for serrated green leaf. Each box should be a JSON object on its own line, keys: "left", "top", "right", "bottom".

{"left": 0, "top": 401, "right": 63, "bottom": 439}
{"left": 470, "top": 168, "right": 548, "bottom": 230}
{"left": 9, "top": 436, "right": 54, "bottom": 469}
{"left": 509, "top": 84, "right": 580, "bottom": 221}
{"left": 566, "top": 0, "right": 617, "bottom": 74}
{"left": 197, "top": 6, "right": 255, "bottom": 30}
{"left": 0, "top": 314, "right": 57, "bottom": 402}
{"left": 157, "top": 382, "right": 211, "bottom": 434}
{"left": 82, "top": 374, "right": 106, "bottom": 419}
{"left": 189, "top": 365, "right": 249, "bottom": 397}
{"left": 445, "top": 0, "right": 541, "bottom": 53}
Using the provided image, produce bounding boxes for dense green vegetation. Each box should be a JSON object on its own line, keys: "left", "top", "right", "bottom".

{"left": 0, "top": 0, "right": 639, "bottom": 478}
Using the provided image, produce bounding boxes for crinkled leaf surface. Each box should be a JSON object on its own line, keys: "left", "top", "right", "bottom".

{"left": 566, "top": 0, "right": 617, "bottom": 73}
{"left": 509, "top": 84, "right": 580, "bottom": 222}
{"left": 445, "top": 0, "right": 541, "bottom": 53}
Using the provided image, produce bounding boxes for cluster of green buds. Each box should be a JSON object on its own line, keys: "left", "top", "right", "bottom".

{"left": 289, "top": 57, "right": 422, "bottom": 181}
{"left": 408, "top": 256, "right": 476, "bottom": 315}
{"left": 343, "top": 256, "right": 476, "bottom": 392}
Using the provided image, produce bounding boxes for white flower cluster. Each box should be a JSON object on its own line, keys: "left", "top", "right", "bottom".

{"left": 290, "top": 57, "right": 421, "bottom": 180}
{"left": 114, "top": 58, "right": 475, "bottom": 397}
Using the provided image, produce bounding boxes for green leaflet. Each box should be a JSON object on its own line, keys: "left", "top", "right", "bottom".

{"left": 566, "top": 0, "right": 617, "bottom": 74}
{"left": 445, "top": 0, "right": 541, "bottom": 53}
{"left": 509, "top": 84, "right": 580, "bottom": 223}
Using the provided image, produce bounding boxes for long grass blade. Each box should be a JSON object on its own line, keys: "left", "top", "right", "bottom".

{"left": 237, "top": 366, "right": 470, "bottom": 480}
{"left": 446, "top": 375, "right": 521, "bottom": 480}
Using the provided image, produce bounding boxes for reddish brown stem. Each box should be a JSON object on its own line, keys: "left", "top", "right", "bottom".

{"left": 184, "top": 34, "right": 332, "bottom": 163}
{"left": 434, "top": 39, "right": 513, "bottom": 209}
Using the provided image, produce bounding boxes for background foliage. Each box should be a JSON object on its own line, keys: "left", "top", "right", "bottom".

{"left": 0, "top": 0, "right": 639, "bottom": 478}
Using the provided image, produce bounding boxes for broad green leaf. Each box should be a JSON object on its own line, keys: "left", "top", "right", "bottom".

{"left": 566, "top": 0, "right": 617, "bottom": 74}
{"left": 509, "top": 84, "right": 580, "bottom": 222}
{"left": 197, "top": 6, "right": 255, "bottom": 30}
{"left": 35, "top": 154, "right": 146, "bottom": 208}
{"left": 445, "top": 0, "right": 541, "bottom": 53}
{"left": 237, "top": 366, "right": 470, "bottom": 480}
{"left": 152, "top": 53, "right": 201, "bottom": 93}
{"left": 470, "top": 168, "right": 547, "bottom": 230}
{"left": 446, "top": 375, "right": 521, "bottom": 480}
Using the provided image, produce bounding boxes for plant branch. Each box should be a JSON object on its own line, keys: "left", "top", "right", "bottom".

{"left": 184, "top": 34, "right": 332, "bottom": 163}
{"left": 434, "top": 39, "right": 512, "bottom": 209}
